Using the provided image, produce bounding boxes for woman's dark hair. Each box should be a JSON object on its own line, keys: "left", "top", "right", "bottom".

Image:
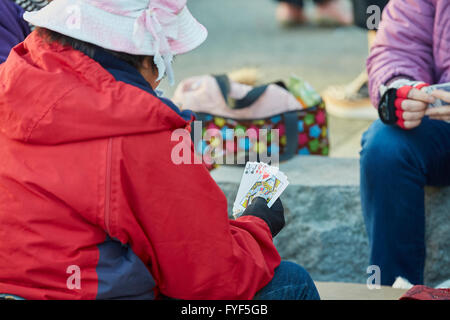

{"left": 37, "top": 27, "right": 157, "bottom": 72}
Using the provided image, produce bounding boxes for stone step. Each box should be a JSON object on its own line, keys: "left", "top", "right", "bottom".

{"left": 314, "top": 282, "right": 408, "bottom": 300}
{"left": 211, "top": 156, "right": 450, "bottom": 287}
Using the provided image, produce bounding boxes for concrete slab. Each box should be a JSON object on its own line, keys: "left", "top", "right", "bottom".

{"left": 211, "top": 156, "right": 360, "bottom": 187}
{"left": 212, "top": 156, "right": 450, "bottom": 287}
{"left": 315, "top": 282, "right": 408, "bottom": 300}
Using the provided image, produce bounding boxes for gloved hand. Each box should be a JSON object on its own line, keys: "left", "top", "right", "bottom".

{"left": 378, "top": 79, "right": 434, "bottom": 129}
{"left": 241, "top": 197, "right": 285, "bottom": 238}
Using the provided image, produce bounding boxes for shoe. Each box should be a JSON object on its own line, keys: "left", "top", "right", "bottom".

{"left": 314, "top": 0, "right": 353, "bottom": 27}
{"left": 276, "top": 2, "right": 307, "bottom": 27}
{"left": 322, "top": 70, "right": 379, "bottom": 120}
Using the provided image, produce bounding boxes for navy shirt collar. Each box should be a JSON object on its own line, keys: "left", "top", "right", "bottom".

{"left": 91, "top": 48, "right": 195, "bottom": 122}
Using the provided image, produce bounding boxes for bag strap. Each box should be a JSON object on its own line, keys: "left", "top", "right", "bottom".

{"left": 214, "top": 74, "right": 231, "bottom": 105}
{"left": 213, "top": 74, "right": 269, "bottom": 110}
{"left": 279, "top": 111, "right": 299, "bottom": 162}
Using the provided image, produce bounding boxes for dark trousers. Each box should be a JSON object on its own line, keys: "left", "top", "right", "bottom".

{"left": 360, "top": 118, "right": 450, "bottom": 285}
{"left": 276, "top": 0, "right": 390, "bottom": 30}
{"left": 275, "top": 0, "right": 330, "bottom": 7}
{"left": 352, "top": 0, "right": 389, "bottom": 29}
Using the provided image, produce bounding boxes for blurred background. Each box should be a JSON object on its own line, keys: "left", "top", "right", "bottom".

{"left": 161, "top": 0, "right": 375, "bottom": 158}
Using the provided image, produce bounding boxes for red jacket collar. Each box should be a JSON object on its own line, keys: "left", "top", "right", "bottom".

{"left": 0, "top": 31, "right": 188, "bottom": 145}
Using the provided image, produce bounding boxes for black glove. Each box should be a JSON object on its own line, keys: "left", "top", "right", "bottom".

{"left": 241, "top": 197, "right": 285, "bottom": 238}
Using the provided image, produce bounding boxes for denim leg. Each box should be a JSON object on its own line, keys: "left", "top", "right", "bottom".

{"left": 0, "top": 294, "right": 25, "bottom": 300}
{"left": 254, "top": 261, "right": 320, "bottom": 300}
{"left": 360, "top": 118, "right": 450, "bottom": 286}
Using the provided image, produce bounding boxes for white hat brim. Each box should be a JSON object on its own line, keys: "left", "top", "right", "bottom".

{"left": 23, "top": 0, "right": 208, "bottom": 56}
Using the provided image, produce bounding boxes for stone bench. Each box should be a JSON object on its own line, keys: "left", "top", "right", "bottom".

{"left": 211, "top": 156, "right": 450, "bottom": 287}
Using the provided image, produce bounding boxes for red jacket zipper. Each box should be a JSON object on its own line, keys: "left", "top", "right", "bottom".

{"left": 104, "top": 138, "right": 113, "bottom": 235}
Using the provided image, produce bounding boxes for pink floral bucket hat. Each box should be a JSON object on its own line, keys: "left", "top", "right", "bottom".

{"left": 23, "top": 0, "right": 208, "bottom": 85}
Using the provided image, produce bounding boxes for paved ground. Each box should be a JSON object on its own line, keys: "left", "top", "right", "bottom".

{"left": 160, "top": 0, "right": 375, "bottom": 158}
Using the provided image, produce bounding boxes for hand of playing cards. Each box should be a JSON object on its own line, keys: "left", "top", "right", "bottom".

{"left": 424, "top": 82, "right": 450, "bottom": 108}
{"left": 233, "top": 162, "right": 289, "bottom": 219}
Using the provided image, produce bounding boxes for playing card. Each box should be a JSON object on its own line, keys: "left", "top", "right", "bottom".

{"left": 233, "top": 163, "right": 259, "bottom": 215}
{"left": 234, "top": 162, "right": 259, "bottom": 204}
{"left": 266, "top": 171, "right": 289, "bottom": 208}
{"left": 424, "top": 82, "right": 450, "bottom": 108}
{"left": 233, "top": 162, "right": 258, "bottom": 215}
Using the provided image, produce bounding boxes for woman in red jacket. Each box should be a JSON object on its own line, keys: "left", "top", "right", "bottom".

{"left": 0, "top": 0, "right": 319, "bottom": 300}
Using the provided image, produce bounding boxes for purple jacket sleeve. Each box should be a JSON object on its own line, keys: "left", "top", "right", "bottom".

{"left": 367, "top": 0, "right": 436, "bottom": 108}
{"left": 0, "top": 0, "right": 31, "bottom": 63}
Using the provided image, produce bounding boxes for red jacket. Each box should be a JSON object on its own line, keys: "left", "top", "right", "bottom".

{"left": 0, "top": 31, "right": 280, "bottom": 300}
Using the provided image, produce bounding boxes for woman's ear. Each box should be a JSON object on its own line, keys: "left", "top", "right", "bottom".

{"left": 139, "top": 57, "right": 160, "bottom": 89}
{"left": 142, "top": 57, "right": 158, "bottom": 75}
{"left": 141, "top": 57, "right": 150, "bottom": 70}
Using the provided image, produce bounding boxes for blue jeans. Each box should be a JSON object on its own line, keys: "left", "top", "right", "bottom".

{"left": 254, "top": 261, "right": 320, "bottom": 300}
{"left": 360, "top": 118, "right": 450, "bottom": 286}
{"left": 0, "top": 294, "right": 25, "bottom": 300}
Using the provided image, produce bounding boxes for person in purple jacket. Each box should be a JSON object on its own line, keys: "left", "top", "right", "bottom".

{"left": 0, "top": 0, "right": 30, "bottom": 63}
{"left": 0, "top": 0, "right": 49, "bottom": 63}
{"left": 362, "top": 0, "right": 450, "bottom": 286}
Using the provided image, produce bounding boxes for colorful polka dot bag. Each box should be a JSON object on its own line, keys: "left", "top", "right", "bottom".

{"left": 173, "top": 74, "right": 329, "bottom": 168}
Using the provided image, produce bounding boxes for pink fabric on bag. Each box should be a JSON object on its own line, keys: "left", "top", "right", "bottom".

{"left": 172, "top": 75, "right": 305, "bottom": 120}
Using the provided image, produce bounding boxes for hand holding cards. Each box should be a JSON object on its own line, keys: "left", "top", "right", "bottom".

{"left": 424, "top": 82, "right": 450, "bottom": 108}
{"left": 233, "top": 162, "right": 289, "bottom": 219}
{"left": 378, "top": 80, "right": 450, "bottom": 129}
{"left": 424, "top": 82, "right": 450, "bottom": 123}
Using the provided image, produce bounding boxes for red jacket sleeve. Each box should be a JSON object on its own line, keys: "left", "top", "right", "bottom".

{"left": 104, "top": 130, "right": 281, "bottom": 300}
{"left": 367, "top": 0, "right": 435, "bottom": 107}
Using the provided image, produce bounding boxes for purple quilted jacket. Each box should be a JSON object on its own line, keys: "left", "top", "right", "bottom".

{"left": 367, "top": 0, "right": 450, "bottom": 107}
{"left": 0, "top": 0, "right": 31, "bottom": 63}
